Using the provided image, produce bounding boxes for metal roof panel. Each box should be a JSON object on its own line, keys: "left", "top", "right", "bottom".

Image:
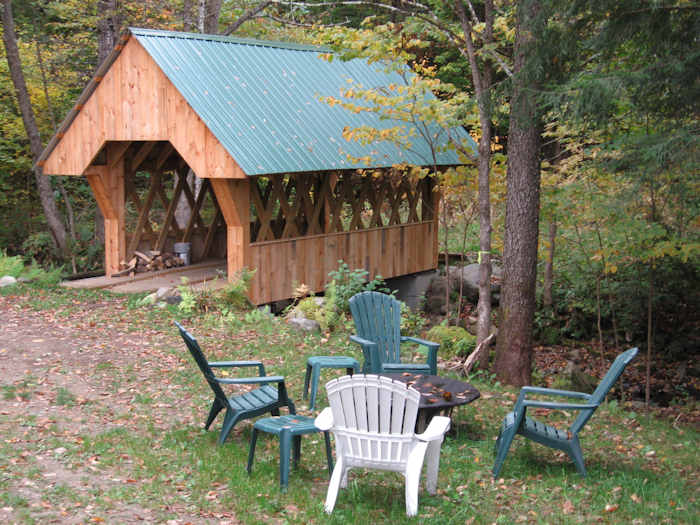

{"left": 131, "top": 28, "right": 475, "bottom": 175}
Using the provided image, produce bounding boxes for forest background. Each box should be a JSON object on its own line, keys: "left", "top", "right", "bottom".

{"left": 0, "top": 0, "right": 697, "bottom": 404}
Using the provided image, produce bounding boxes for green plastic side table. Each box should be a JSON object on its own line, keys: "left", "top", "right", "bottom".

{"left": 246, "top": 414, "right": 333, "bottom": 491}
{"left": 303, "top": 356, "right": 360, "bottom": 410}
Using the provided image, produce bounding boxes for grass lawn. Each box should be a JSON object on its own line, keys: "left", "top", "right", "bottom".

{"left": 0, "top": 283, "right": 697, "bottom": 524}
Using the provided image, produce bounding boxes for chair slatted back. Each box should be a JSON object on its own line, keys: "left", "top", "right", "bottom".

{"left": 349, "top": 292, "right": 402, "bottom": 367}
{"left": 326, "top": 375, "right": 420, "bottom": 464}
{"left": 175, "top": 321, "right": 229, "bottom": 405}
{"left": 571, "top": 347, "right": 638, "bottom": 434}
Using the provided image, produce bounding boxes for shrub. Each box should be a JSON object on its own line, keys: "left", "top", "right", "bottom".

{"left": 326, "top": 260, "right": 390, "bottom": 313}
{"left": 426, "top": 323, "right": 477, "bottom": 359}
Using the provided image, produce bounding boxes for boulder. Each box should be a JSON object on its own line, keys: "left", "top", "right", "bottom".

{"left": 447, "top": 263, "right": 502, "bottom": 303}
{"left": 287, "top": 317, "right": 321, "bottom": 332}
{"left": 0, "top": 275, "right": 18, "bottom": 287}
{"left": 423, "top": 275, "right": 448, "bottom": 315}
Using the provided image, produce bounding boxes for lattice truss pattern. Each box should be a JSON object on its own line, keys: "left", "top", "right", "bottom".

{"left": 250, "top": 170, "right": 435, "bottom": 243}
{"left": 120, "top": 141, "right": 224, "bottom": 263}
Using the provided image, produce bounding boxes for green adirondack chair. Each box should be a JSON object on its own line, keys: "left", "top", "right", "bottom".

{"left": 492, "top": 347, "right": 638, "bottom": 478}
{"left": 175, "top": 322, "right": 296, "bottom": 445}
{"left": 349, "top": 291, "right": 439, "bottom": 376}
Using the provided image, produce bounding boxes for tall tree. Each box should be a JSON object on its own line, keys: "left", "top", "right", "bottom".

{"left": 1, "top": 0, "right": 67, "bottom": 254}
{"left": 495, "top": 0, "right": 544, "bottom": 386}
{"left": 454, "top": 0, "right": 496, "bottom": 366}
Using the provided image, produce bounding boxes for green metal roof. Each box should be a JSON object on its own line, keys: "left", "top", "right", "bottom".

{"left": 130, "top": 28, "right": 475, "bottom": 176}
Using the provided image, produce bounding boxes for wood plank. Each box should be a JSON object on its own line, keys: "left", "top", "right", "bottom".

{"left": 43, "top": 37, "right": 246, "bottom": 179}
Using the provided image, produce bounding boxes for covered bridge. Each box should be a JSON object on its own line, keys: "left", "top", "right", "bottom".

{"left": 38, "top": 28, "right": 475, "bottom": 305}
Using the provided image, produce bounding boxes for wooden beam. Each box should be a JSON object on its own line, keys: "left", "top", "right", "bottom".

{"left": 126, "top": 171, "right": 161, "bottom": 257}
{"left": 108, "top": 141, "right": 132, "bottom": 168}
{"left": 85, "top": 167, "right": 116, "bottom": 219}
{"left": 155, "top": 171, "right": 186, "bottom": 252}
{"left": 183, "top": 178, "right": 210, "bottom": 242}
{"left": 211, "top": 178, "right": 251, "bottom": 282}
{"left": 129, "top": 141, "right": 156, "bottom": 173}
{"left": 85, "top": 145, "right": 125, "bottom": 276}
{"left": 155, "top": 142, "right": 174, "bottom": 170}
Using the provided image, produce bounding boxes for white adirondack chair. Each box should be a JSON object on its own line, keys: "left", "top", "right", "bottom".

{"left": 314, "top": 374, "right": 451, "bottom": 516}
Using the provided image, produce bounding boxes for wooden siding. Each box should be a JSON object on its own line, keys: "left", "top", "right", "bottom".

{"left": 248, "top": 221, "right": 436, "bottom": 304}
{"left": 42, "top": 37, "right": 245, "bottom": 180}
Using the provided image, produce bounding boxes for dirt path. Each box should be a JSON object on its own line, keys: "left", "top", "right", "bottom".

{"left": 0, "top": 295, "right": 236, "bottom": 524}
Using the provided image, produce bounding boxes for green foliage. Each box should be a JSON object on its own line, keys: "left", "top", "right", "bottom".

{"left": 215, "top": 268, "right": 255, "bottom": 310}
{"left": 426, "top": 323, "right": 476, "bottom": 359}
{"left": 399, "top": 301, "right": 427, "bottom": 337}
{"left": 326, "top": 260, "right": 390, "bottom": 314}
{"left": 0, "top": 253, "right": 25, "bottom": 278}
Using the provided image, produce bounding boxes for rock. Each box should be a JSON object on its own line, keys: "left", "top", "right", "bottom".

{"left": 447, "top": 263, "right": 502, "bottom": 304}
{"left": 156, "top": 286, "right": 173, "bottom": 300}
{"left": 423, "top": 275, "right": 448, "bottom": 315}
{"left": 0, "top": 275, "right": 17, "bottom": 287}
{"left": 287, "top": 317, "right": 321, "bottom": 332}
{"left": 165, "top": 295, "right": 182, "bottom": 305}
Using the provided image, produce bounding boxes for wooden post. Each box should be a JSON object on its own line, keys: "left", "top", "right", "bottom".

{"left": 210, "top": 178, "right": 250, "bottom": 283}
{"left": 85, "top": 143, "right": 126, "bottom": 276}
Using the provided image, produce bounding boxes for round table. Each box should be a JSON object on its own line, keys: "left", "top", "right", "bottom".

{"left": 383, "top": 373, "right": 481, "bottom": 432}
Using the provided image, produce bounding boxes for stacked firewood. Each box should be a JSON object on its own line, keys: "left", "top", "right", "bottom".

{"left": 116, "top": 250, "right": 185, "bottom": 276}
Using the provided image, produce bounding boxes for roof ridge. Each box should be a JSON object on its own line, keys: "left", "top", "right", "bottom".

{"left": 128, "top": 27, "right": 329, "bottom": 52}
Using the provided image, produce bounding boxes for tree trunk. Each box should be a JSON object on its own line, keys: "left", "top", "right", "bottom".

{"left": 543, "top": 221, "right": 555, "bottom": 307}
{"left": 454, "top": 0, "right": 495, "bottom": 369}
{"left": 646, "top": 263, "right": 654, "bottom": 408}
{"left": 183, "top": 0, "right": 194, "bottom": 31}
{"left": 200, "top": 0, "right": 222, "bottom": 33}
{"left": 495, "top": 0, "right": 543, "bottom": 387}
{"left": 1, "top": 0, "right": 67, "bottom": 254}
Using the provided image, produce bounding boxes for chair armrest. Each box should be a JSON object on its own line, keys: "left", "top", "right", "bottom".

{"left": 349, "top": 335, "right": 378, "bottom": 348}
{"left": 209, "top": 360, "right": 266, "bottom": 376}
{"left": 401, "top": 337, "right": 439, "bottom": 375}
{"left": 416, "top": 416, "right": 451, "bottom": 442}
{"left": 520, "top": 386, "right": 591, "bottom": 400}
{"left": 522, "top": 400, "right": 599, "bottom": 411}
{"left": 216, "top": 375, "right": 284, "bottom": 385}
{"left": 401, "top": 336, "right": 439, "bottom": 349}
{"left": 314, "top": 407, "right": 335, "bottom": 431}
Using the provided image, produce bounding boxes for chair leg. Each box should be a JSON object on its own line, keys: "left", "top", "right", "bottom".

{"left": 218, "top": 411, "right": 239, "bottom": 445}
{"left": 424, "top": 438, "right": 444, "bottom": 494}
{"left": 405, "top": 446, "right": 427, "bottom": 517}
{"left": 205, "top": 398, "right": 224, "bottom": 430}
{"left": 323, "top": 431, "right": 334, "bottom": 475}
{"left": 246, "top": 428, "right": 258, "bottom": 474}
{"left": 324, "top": 455, "right": 345, "bottom": 514}
{"left": 492, "top": 418, "right": 518, "bottom": 479}
{"left": 303, "top": 364, "right": 312, "bottom": 400}
{"left": 293, "top": 435, "right": 301, "bottom": 469}
{"left": 279, "top": 427, "right": 291, "bottom": 492}
{"left": 568, "top": 437, "right": 587, "bottom": 477}
{"left": 309, "top": 364, "right": 322, "bottom": 411}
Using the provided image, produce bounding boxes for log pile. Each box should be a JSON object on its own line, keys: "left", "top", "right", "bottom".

{"left": 116, "top": 250, "right": 185, "bottom": 277}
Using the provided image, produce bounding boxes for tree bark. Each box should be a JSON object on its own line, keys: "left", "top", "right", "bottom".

{"left": 454, "top": 0, "right": 495, "bottom": 369}
{"left": 1, "top": 0, "right": 67, "bottom": 254}
{"left": 495, "top": 0, "right": 543, "bottom": 387}
{"left": 183, "top": 0, "right": 195, "bottom": 31}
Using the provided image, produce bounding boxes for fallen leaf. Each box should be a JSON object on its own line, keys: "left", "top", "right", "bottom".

{"left": 562, "top": 500, "right": 574, "bottom": 514}
{"left": 604, "top": 504, "right": 619, "bottom": 512}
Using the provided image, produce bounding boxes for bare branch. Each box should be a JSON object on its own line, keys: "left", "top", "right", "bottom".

{"left": 222, "top": 1, "right": 272, "bottom": 35}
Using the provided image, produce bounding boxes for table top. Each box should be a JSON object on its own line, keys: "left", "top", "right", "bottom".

{"left": 382, "top": 373, "right": 480, "bottom": 410}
